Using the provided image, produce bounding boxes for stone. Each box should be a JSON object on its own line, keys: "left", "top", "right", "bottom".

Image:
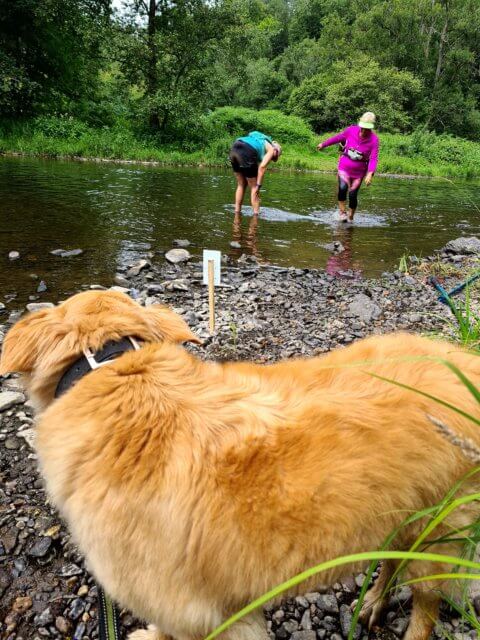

{"left": 5, "top": 436, "right": 20, "bottom": 450}
{"left": 0, "top": 568, "right": 11, "bottom": 598}
{"left": 50, "top": 248, "right": 83, "bottom": 257}
{"left": 165, "top": 248, "right": 191, "bottom": 264}
{"left": 283, "top": 620, "right": 299, "bottom": 633}
{"left": 110, "top": 286, "right": 130, "bottom": 295}
{"left": 163, "top": 278, "right": 190, "bottom": 292}
{"left": 230, "top": 241, "right": 242, "bottom": 249}
{"left": 444, "top": 237, "right": 480, "bottom": 254}
{"left": 8, "top": 251, "right": 20, "bottom": 260}
{"left": 13, "top": 596, "right": 33, "bottom": 613}
{"left": 347, "top": 294, "right": 381, "bottom": 323}
{"left": 300, "top": 610, "right": 313, "bottom": 630}
{"left": 28, "top": 536, "right": 52, "bottom": 558}
{"left": 26, "top": 302, "right": 54, "bottom": 312}
{"left": 173, "top": 239, "right": 191, "bottom": 248}
{"left": 388, "top": 617, "right": 409, "bottom": 637}
{"left": 127, "top": 259, "right": 150, "bottom": 277}
{"left": 114, "top": 274, "right": 130, "bottom": 287}
{"left": 339, "top": 604, "right": 361, "bottom": 640}
{"left": 58, "top": 563, "right": 83, "bottom": 577}
{"left": 69, "top": 597, "right": 85, "bottom": 620}
{"left": 316, "top": 594, "right": 339, "bottom": 615}
{"left": 36, "top": 280, "right": 48, "bottom": 293}
{"left": 17, "top": 428, "right": 35, "bottom": 448}
{"left": 291, "top": 632, "right": 316, "bottom": 640}
{"left": 55, "top": 617, "right": 71, "bottom": 634}
{"left": 35, "top": 607, "right": 53, "bottom": 626}
{"left": 0, "top": 392, "right": 25, "bottom": 411}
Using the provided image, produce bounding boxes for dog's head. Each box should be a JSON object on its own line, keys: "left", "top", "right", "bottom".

{"left": 0, "top": 290, "right": 201, "bottom": 411}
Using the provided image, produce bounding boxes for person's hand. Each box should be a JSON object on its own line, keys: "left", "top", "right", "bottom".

{"left": 365, "top": 173, "right": 373, "bottom": 186}
{"left": 316, "top": 143, "right": 323, "bottom": 151}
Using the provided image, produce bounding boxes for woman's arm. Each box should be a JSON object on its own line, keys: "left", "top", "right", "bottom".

{"left": 255, "top": 144, "right": 276, "bottom": 189}
{"left": 367, "top": 137, "right": 379, "bottom": 173}
{"left": 317, "top": 129, "right": 348, "bottom": 150}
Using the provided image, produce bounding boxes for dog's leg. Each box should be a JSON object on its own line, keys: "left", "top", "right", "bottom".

{"left": 358, "top": 560, "right": 396, "bottom": 630}
{"left": 220, "top": 609, "right": 269, "bottom": 640}
{"left": 403, "top": 587, "right": 440, "bottom": 640}
{"left": 128, "top": 625, "right": 172, "bottom": 640}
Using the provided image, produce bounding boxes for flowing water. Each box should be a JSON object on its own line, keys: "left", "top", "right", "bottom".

{"left": 0, "top": 156, "right": 479, "bottom": 305}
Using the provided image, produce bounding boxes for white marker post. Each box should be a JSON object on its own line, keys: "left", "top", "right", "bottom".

{"left": 203, "top": 250, "right": 221, "bottom": 334}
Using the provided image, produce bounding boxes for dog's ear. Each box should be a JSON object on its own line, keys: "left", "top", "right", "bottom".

{"left": 0, "top": 307, "right": 66, "bottom": 375}
{"left": 143, "top": 305, "right": 202, "bottom": 345}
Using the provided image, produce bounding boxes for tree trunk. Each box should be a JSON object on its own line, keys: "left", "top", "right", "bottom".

{"left": 434, "top": 1, "right": 449, "bottom": 89}
{"left": 147, "top": 0, "right": 159, "bottom": 129}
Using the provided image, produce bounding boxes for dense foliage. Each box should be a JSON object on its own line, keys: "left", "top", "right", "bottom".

{"left": 0, "top": 0, "right": 479, "bottom": 143}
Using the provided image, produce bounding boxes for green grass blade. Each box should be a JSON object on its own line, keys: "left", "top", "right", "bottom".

{"left": 203, "top": 551, "right": 480, "bottom": 640}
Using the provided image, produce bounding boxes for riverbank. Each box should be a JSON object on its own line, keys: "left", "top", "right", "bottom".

{"left": 1, "top": 111, "right": 480, "bottom": 178}
{"left": 1, "top": 237, "right": 479, "bottom": 639}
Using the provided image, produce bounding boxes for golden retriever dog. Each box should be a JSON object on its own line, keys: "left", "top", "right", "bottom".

{"left": 1, "top": 290, "right": 480, "bottom": 640}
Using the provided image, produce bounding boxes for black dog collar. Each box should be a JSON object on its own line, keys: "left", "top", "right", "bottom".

{"left": 54, "top": 337, "right": 140, "bottom": 399}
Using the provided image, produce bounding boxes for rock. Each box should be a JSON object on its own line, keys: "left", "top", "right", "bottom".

{"left": 444, "top": 237, "right": 480, "bottom": 254}
{"left": 114, "top": 274, "right": 130, "bottom": 287}
{"left": 58, "top": 563, "right": 83, "bottom": 577}
{"left": 5, "top": 436, "right": 20, "bottom": 450}
{"left": 388, "top": 617, "right": 409, "bottom": 637}
{"left": 162, "top": 278, "right": 190, "bottom": 292}
{"left": 230, "top": 241, "right": 242, "bottom": 249}
{"left": 36, "top": 280, "right": 47, "bottom": 293}
{"left": 339, "top": 604, "right": 361, "bottom": 640}
{"left": 291, "top": 631, "right": 316, "bottom": 640}
{"left": 13, "top": 596, "right": 33, "bottom": 613}
{"left": 28, "top": 536, "right": 52, "bottom": 558}
{"left": 17, "top": 428, "right": 35, "bottom": 448}
{"left": 323, "top": 241, "right": 345, "bottom": 253}
{"left": 110, "top": 286, "right": 131, "bottom": 295}
{"left": 127, "top": 259, "right": 150, "bottom": 277}
{"left": 35, "top": 607, "right": 53, "bottom": 626}
{"left": 26, "top": 302, "right": 55, "bottom": 312}
{"left": 316, "top": 594, "right": 339, "bottom": 614}
{"left": 283, "top": 620, "right": 299, "bottom": 633}
{"left": 8, "top": 251, "right": 20, "bottom": 260}
{"left": 173, "top": 239, "right": 191, "bottom": 248}
{"left": 69, "top": 597, "right": 85, "bottom": 620}
{"left": 50, "top": 248, "right": 83, "bottom": 257}
{"left": 165, "top": 248, "right": 191, "bottom": 264}
{"left": 0, "top": 391, "right": 25, "bottom": 411}
{"left": 55, "top": 616, "right": 71, "bottom": 634}
{"left": 300, "top": 610, "right": 312, "bottom": 630}
{"left": 347, "top": 294, "right": 381, "bottom": 323}
{"left": 0, "top": 568, "right": 11, "bottom": 598}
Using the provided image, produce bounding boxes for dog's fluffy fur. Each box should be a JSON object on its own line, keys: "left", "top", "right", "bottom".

{"left": 1, "top": 290, "right": 480, "bottom": 640}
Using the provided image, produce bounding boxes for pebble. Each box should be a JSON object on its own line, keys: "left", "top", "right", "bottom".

{"left": 165, "top": 248, "right": 191, "bottom": 264}
{"left": 28, "top": 536, "right": 53, "bottom": 558}
{"left": 26, "top": 302, "right": 55, "bottom": 312}
{"left": 36, "top": 280, "right": 48, "bottom": 293}
{"left": 13, "top": 596, "right": 33, "bottom": 613}
{"left": 0, "top": 392, "right": 25, "bottom": 411}
{"left": 8, "top": 251, "right": 20, "bottom": 260}
{"left": 173, "top": 239, "right": 191, "bottom": 247}
{"left": 316, "top": 594, "right": 339, "bottom": 614}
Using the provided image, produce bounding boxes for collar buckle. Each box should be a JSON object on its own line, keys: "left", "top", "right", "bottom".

{"left": 82, "top": 336, "right": 140, "bottom": 370}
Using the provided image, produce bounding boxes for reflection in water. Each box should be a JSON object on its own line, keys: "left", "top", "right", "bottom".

{"left": 326, "top": 226, "right": 362, "bottom": 278}
{"left": 231, "top": 213, "right": 262, "bottom": 261}
{"left": 0, "top": 157, "right": 479, "bottom": 305}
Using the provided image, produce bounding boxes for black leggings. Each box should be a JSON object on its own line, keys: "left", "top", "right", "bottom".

{"left": 338, "top": 175, "right": 362, "bottom": 210}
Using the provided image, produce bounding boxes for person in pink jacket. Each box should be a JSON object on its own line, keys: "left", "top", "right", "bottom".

{"left": 317, "top": 112, "right": 379, "bottom": 222}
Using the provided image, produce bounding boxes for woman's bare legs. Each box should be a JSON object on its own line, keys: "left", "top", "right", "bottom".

{"left": 234, "top": 173, "right": 247, "bottom": 215}
{"left": 247, "top": 177, "right": 260, "bottom": 215}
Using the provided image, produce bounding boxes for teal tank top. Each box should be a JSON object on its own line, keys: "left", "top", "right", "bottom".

{"left": 237, "top": 131, "right": 273, "bottom": 161}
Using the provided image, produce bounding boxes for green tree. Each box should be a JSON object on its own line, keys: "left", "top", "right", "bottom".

{"left": 287, "top": 56, "right": 423, "bottom": 132}
{"left": 0, "top": 0, "right": 111, "bottom": 118}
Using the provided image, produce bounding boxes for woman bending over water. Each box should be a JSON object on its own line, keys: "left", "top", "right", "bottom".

{"left": 229, "top": 131, "right": 282, "bottom": 217}
{"left": 317, "top": 112, "right": 379, "bottom": 222}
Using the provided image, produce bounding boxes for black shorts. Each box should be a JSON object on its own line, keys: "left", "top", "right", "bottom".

{"left": 229, "top": 140, "right": 259, "bottom": 178}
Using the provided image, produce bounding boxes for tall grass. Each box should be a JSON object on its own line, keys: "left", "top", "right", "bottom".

{"left": 442, "top": 287, "right": 480, "bottom": 351}
{"left": 1, "top": 111, "right": 480, "bottom": 177}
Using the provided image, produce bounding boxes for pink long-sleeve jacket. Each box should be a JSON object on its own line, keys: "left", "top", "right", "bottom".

{"left": 321, "top": 125, "right": 379, "bottom": 180}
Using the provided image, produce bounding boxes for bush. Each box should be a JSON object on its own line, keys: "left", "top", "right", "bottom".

{"left": 204, "top": 106, "right": 314, "bottom": 144}
{"left": 33, "top": 115, "right": 90, "bottom": 140}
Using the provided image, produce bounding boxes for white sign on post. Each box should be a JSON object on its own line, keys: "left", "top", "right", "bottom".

{"left": 202, "top": 250, "right": 221, "bottom": 286}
